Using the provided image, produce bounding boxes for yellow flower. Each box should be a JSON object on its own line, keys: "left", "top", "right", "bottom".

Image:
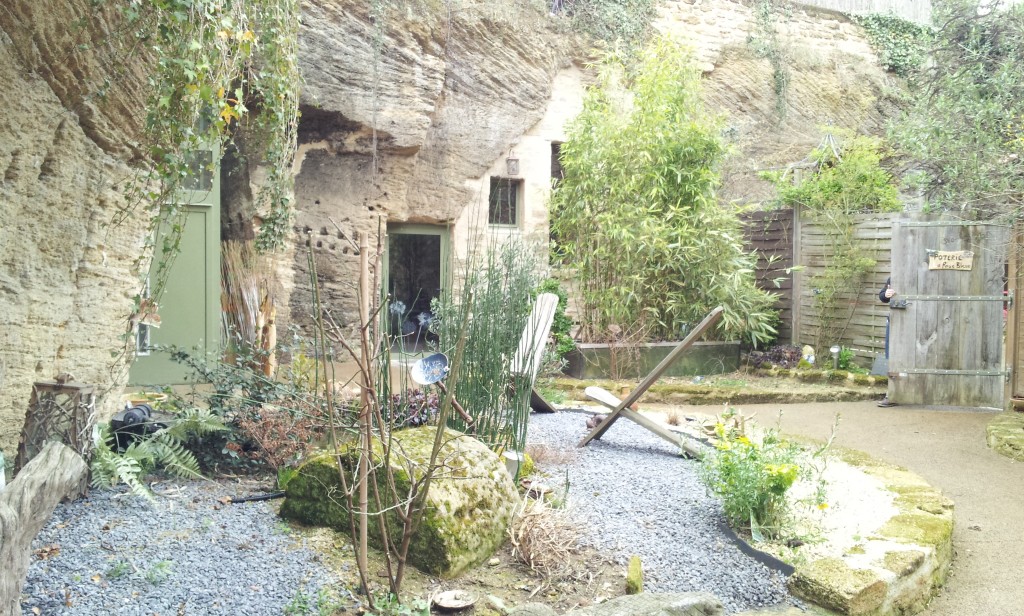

{"left": 817, "top": 502, "right": 829, "bottom": 510}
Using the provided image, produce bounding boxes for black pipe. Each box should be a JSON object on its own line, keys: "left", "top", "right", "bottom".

{"left": 228, "top": 491, "right": 286, "bottom": 504}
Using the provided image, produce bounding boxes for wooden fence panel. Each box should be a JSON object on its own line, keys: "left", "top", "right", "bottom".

{"left": 741, "top": 209, "right": 795, "bottom": 344}
{"left": 793, "top": 209, "right": 902, "bottom": 365}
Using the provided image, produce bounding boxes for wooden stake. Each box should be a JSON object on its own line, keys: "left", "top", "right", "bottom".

{"left": 357, "top": 233, "right": 370, "bottom": 585}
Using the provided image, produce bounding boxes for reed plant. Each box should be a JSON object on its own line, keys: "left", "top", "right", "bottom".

{"left": 430, "top": 238, "right": 544, "bottom": 454}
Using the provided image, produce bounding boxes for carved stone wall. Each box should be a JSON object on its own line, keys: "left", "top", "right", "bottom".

{"left": 0, "top": 0, "right": 150, "bottom": 457}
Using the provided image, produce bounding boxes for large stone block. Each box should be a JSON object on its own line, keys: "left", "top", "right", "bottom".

{"left": 280, "top": 427, "right": 519, "bottom": 577}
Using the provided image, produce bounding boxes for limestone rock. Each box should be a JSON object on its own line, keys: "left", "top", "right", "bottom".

{"left": 280, "top": 427, "right": 519, "bottom": 577}
{"left": 578, "top": 592, "right": 724, "bottom": 616}
{"left": 508, "top": 604, "right": 558, "bottom": 616}
{"left": 0, "top": 0, "right": 152, "bottom": 458}
{"left": 509, "top": 593, "right": 723, "bottom": 616}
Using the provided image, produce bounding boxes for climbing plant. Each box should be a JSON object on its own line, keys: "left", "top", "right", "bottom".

{"left": 551, "top": 36, "right": 778, "bottom": 346}
{"left": 763, "top": 131, "right": 900, "bottom": 349}
{"left": 117, "top": 0, "right": 300, "bottom": 300}
{"left": 850, "top": 12, "right": 933, "bottom": 78}
{"left": 560, "top": 0, "right": 656, "bottom": 52}
{"left": 748, "top": 0, "right": 790, "bottom": 121}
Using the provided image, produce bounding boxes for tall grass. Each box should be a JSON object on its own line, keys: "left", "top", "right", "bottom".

{"left": 430, "top": 239, "right": 543, "bottom": 453}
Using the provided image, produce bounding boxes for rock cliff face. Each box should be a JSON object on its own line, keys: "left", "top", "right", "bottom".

{"left": 658, "top": 0, "right": 903, "bottom": 204}
{"left": 0, "top": 0, "right": 150, "bottom": 458}
{"left": 0, "top": 0, "right": 904, "bottom": 460}
{"left": 285, "top": 0, "right": 575, "bottom": 334}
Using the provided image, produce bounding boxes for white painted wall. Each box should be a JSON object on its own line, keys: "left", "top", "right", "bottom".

{"left": 453, "top": 66, "right": 587, "bottom": 266}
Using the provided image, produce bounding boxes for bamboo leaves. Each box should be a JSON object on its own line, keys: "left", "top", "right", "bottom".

{"left": 551, "top": 37, "right": 777, "bottom": 345}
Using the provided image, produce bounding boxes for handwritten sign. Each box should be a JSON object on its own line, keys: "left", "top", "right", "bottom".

{"left": 928, "top": 250, "right": 974, "bottom": 271}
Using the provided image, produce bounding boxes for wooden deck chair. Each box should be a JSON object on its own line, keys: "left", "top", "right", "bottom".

{"left": 510, "top": 292, "right": 560, "bottom": 412}
{"left": 578, "top": 306, "right": 724, "bottom": 448}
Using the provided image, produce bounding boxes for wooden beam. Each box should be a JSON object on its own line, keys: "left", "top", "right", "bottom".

{"left": 578, "top": 306, "right": 724, "bottom": 447}
{"left": 584, "top": 386, "right": 705, "bottom": 458}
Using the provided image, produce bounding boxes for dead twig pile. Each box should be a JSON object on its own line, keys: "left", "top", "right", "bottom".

{"left": 507, "top": 498, "right": 580, "bottom": 580}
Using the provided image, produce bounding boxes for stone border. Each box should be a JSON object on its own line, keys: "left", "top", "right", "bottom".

{"left": 986, "top": 412, "right": 1024, "bottom": 462}
{"left": 786, "top": 448, "right": 953, "bottom": 616}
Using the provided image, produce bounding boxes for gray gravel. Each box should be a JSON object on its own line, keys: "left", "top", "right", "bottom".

{"left": 21, "top": 411, "right": 790, "bottom": 615}
{"left": 527, "top": 409, "right": 792, "bottom": 614}
{"left": 22, "top": 480, "right": 345, "bottom": 615}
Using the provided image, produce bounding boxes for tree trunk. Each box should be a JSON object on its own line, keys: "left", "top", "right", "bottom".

{"left": 0, "top": 442, "right": 87, "bottom": 616}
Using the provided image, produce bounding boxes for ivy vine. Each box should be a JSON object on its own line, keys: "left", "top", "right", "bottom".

{"left": 850, "top": 12, "right": 933, "bottom": 78}
{"left": 560, "top": 0, "right": 656, "bottom": 52}
{"left": 118, "top": 0, "right": 300, "bottom": 299}
{"left": 748, "top": 0, "right": 790, "bottom": 121}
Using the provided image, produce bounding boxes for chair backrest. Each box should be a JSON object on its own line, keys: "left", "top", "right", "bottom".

{"left": 510, "top": 292, "right": 560, "bottom": 383}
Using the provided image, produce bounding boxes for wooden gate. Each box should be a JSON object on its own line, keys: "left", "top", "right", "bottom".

{"left": 889, "top": 215, "right": 1009, "bottom": 408}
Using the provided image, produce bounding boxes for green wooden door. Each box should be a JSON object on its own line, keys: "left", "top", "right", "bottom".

{"left": 130, "top": 151, "right": 221, "bottom": 385}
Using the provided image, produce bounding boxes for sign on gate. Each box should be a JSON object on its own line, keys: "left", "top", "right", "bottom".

{"left": 927, "top": 250, "right": 974, "bottom": 271}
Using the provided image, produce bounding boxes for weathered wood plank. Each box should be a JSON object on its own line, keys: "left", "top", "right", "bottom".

{"left": 579, "top": 307, "right": 724, "bottom": 447}
{"left": 0, "top": 442, "right": 87, "bottom": 616}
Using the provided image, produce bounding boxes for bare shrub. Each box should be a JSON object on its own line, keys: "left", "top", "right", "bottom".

{"left": 508, "top": 498, "right": 580, "bottom": 579}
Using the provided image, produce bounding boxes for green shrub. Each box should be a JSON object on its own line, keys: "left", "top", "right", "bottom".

{"left": 699, "top": 417, "right": 802, "bottom": 540}
{"left": 535, "top": 278, "right": 576, "bottom": 363}
{"left": 551, "top": 35, "right": 778, "bottom": 345}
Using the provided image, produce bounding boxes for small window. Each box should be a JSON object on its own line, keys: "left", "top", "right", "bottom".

{"left": 182, "top": 149, "right": 214, "bottom": 192}
{"left": 551, "top": 142, "right": 564, "bottom": 184}
{"left": 489, "top": 177, "right": 522, "bottom": 226}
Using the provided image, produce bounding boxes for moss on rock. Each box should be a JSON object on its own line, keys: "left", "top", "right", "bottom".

{"left": 626, "top": 555, "right": 643, "bottom": 594}
{"left": 882, "top": 550, "right": 925, "bottom": 577}
{"left": 280, "top": 427, "right": 519, "bottom": 578}
{"left": 789, "top": 557, "right": 888, "bottom": 614}
{"left": 986, "top": 413, "right": 1024, "bottom": 462}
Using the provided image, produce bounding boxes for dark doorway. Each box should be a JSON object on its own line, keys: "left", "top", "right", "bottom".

{"left": 387, "top": 226, "right": 447, "bottom": 352}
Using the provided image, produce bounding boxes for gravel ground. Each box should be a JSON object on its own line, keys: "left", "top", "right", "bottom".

{"left": 22, "top": 480, "right": 343, "bottom": 615}
{"left": 21, "top": 409, "right": 791, "bottom": 615}
{"left": 527, "top": 409, "right": 792, "bottom": 614}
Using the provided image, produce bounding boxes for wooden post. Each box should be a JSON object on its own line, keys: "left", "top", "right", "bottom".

{"left": 578, "top": 307, "right": 724, "bottom": 447}
{"left": 1, "top": 442, "right": 87, "bottom": 616}
{"left": 357, "top": 233, "right": 370, "bottom": 585}
{"left": 791, "top": 204, "right": 803, "bottom": 347}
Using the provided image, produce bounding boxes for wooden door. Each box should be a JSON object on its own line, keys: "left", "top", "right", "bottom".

{"left": 889, "top": 215, "right": 1008, "bottom": 408}
{"left": 130, "top": 149, "right": 221, "bottom": 386}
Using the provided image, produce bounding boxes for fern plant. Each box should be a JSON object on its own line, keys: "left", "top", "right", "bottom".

{"left": 90, "top": 407, "right": 227, "bottom": 499}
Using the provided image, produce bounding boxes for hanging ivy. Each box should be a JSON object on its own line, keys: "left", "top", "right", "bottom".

{"left": 117, "top": 0, "right": 300, "bottom": 298}
{"left": 850, "top": 12, "right": 933, "bottom": 78}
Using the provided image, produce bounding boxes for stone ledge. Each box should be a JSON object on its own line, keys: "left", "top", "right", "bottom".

{"left": 786, "top": 448, "right": 953, "bottom": 616}
{"left": 986, "top": 412, "right": 1024, "bottom": 462}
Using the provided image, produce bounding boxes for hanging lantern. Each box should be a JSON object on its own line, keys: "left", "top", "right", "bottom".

{"left": 505, "top": 150, "right": 520, "bottom": 176}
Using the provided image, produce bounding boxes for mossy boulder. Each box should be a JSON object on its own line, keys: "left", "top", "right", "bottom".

{"left": 279, "top": 427, "right": 519, "bottom": 577}
{"left": 986, "top": 412, "right": 1024, "bottom": 462}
